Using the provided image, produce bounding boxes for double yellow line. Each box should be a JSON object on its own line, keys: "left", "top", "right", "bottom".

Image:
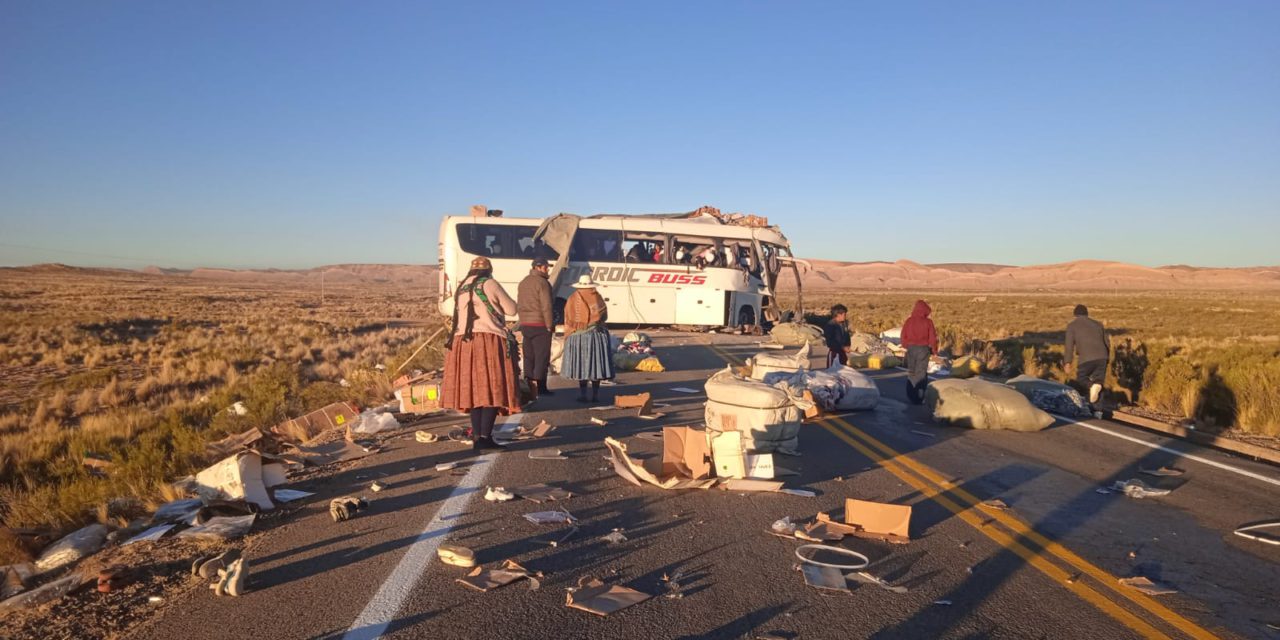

{"left": 703, "top": 342, "right": 1219, "bottom": 640}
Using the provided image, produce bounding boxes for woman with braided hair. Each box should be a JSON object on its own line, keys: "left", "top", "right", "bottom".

{"left": 442, "top": 256, "right": 520, "bottom": 451}
{"left": 561, "top": 274, "right": 615, "bottom": 403}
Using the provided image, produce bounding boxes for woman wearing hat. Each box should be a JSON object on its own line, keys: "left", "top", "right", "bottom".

{"left": 561, "top": 274, "right": 614, "bottom": 403}
{"left": 442, "top": 256, "right": 521, "bottom": 451}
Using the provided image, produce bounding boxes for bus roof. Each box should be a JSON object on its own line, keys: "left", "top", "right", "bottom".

{"left": 443, "top": 207, "right": 791, "bottom": 246}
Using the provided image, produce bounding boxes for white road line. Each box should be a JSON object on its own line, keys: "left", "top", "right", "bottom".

{"left": 1056, "top": 415, "right": 1280, "bottom": 488}
{"left": 342, "top": 415, "right": 514, "bottom": 640}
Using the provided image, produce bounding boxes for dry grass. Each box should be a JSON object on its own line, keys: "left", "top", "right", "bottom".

{"left": 790, "top": 290, "right": 1280, "bottom": 436}
{"left": 0, "top": 269, "right": 444, "bottom": 550}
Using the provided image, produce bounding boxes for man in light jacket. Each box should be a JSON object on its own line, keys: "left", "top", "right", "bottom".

{"left": 1064, "top": 304, "right": 1110, "bottom": 404}
{"left": 517, "top": 257, "right": 556, "bottom": 398}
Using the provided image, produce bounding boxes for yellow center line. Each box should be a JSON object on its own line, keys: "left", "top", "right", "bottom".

{"left": 701, "top": 342, "right": 1219, "bottom": 640}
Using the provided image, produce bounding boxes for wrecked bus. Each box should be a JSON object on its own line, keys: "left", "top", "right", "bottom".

{"left": 437, "top": 207, "right": 805, "bottom": 329}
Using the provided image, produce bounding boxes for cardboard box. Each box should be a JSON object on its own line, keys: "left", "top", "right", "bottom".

{"left": 401, "top": 381, "right": 443, "bottom": 414}
{"left": 614, "top": 392, "right": 653, "bottom": 415}
{"left": 844, "top": 498, "right": 912, "bottom": 541}
{"left": 710, "top": 431, "right": 745, "bottom": 479}
{"left": 271, "top": 402, "right": 359, "bottom": 443}
{"left": 661, "top": 426, "right": 711, "bottom": 480}
{"left": 745, "top": 453, "right": 775, "bottom": 479}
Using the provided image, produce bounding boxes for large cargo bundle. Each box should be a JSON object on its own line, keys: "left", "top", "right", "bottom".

{"left": 704, "top": 368, "right": 802, "bottom": 455}
{"left": 925, "top": 378, "right": 1054, "bottom": 431}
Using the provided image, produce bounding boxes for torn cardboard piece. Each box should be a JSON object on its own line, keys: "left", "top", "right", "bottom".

{"left": 614, "top": 392, "right": 653, "bottom": 416}
{"left": 662, "top": 427, "right": 711, "bottom": 480}
{"left": 271, "top": 402, "right": 359, "bottom": 443}
{"left": 206, "top": 428, "right": 265, "bottom": 458}
{"left": 844, "top": 499, "right": 912, "bottom": 543}
{"left": 710, "top": 431, "right": 746, "bottom": 479}
{"left": 603, "top": 437, "right": 717, "bottom": 490}
{"left": 515, "top": 484, "right": 573, "bottom": 503}
{"left": 457, "top": 560, "right": 539, "bottom": 592}
{"left": 721, "top": 478, "right": 785, "bottom": 492}
{"left": 195, "top": 451, "right": 287, "bottom": 510}
{"left": 496, "top": 419, "right": 555, "bottom": 442}
{"left": 398, "top": 377, "right": 443, "bottom": 414}
{"left": 566, "top": 577, "right": 652, "bottom": 616}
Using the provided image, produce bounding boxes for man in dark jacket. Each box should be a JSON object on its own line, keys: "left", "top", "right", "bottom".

{"left": 517, "top": 258, "right": 556, "bottom": 397}
{"left": 824, "top": 304, "right": 852, "bottom": 367}
{"left": 901, "top": 300, "right": 938, "bottom": 405}
{"left": 1064, "top": 304, "right": 1109, "bottom": 404}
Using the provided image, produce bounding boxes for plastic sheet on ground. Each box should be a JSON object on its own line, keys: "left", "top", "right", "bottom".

{"left": 34, "top": 524, "right": 108, "bottom": 574}
{"left": 177, "top": 515, "right": 257, "bottom": 540}
{"left": 1005, "top": 375, "right": 1090, "bottom": 417}
{"left": 353, "top": 410, "right": 400, "bottom": 435}
{"left": 765, "top": 363, "right": 879, "bottom": 412}
{"left": 0, "top": 573, "right": 90, "bottom": 615}
{"left": 926, "top": 379, "right": 1054, "bottom": 432}
{"left": 123, "top": 524, "right": 176, "bottom": 546}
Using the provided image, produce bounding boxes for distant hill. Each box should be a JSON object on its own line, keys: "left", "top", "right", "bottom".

{"left": 5, "top": 260, "right": 1279, "bottom": 291}
{"left": 782, "top": 259, "right": 1280, "bottom": 291}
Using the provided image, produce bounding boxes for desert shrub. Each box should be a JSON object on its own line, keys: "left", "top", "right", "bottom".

{"left": 1141, "top": 355, "right": 1202, "bottom": 417}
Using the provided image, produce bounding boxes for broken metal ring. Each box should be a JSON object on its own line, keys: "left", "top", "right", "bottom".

{"left": 794, "top": 544, "right": 869, "bottom": 570}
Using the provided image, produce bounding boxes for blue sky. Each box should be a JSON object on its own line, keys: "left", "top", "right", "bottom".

{"left": 2, "top": 1, "right": 1277, "bottom": 269}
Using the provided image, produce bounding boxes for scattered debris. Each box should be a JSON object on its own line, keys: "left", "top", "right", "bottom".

{"left": 565, "top": 576, "right": 652, "bottom": 616}
{"left": 1139, "top": 466, "right": 1185, "bottom": 477}
{"left": 547, "top": 526, "right": 579, "bottom": 547}
{"left": 1233, "top": 520, "right": 1280, "bottom": 546}
{"left": 615, "top": 392, "right": 654, "bottom": 416}
{"left": 271, "top": 401, "right": 359, "bottom": 442}
{"left": 603, "top": 437, "right": 717, "bottom": 490}
{"left": 177, "top": 515, "right": 256, "bottom": 540}
{"left": 720, "top": 478, "right": 785, "bottom": 492}
{"left": 669, "top": 387, "right": 700, "bottom": 394}
{"left": 395, "top": 374, "right": 444, "bottom": 414}
{"left": 524, "top": 510, "right": 578, "bottom": 525}
{"left": 1110, "top": 479, "right": 1172, "bottom": 499}
{"left": 844, "top": 498, "right": 912, "bottom": 542}
{"left": 980, "top": 499, "right": 1009, "bottom": 511}
{"left": 123, "top": 524, "right": 176, "bottom": 546}
{"left": 777, "top": 488, "right": 817, "bottom": 497}
{"left": 514, "top": 484, "right": 573, "bottom": 503}
{"left": 436, "top": 462, "right": 458, "bottom": 472}
{"left": 370, "top": 481, "right": 386, "bottom": 493}
{"left": 329, "top": 497, "right": 368, "bottom": 522}
{"left": 457, "top": 560, "right": 539, "bottom": 591}
{"left": 209, "top": 557, "right": 248, "bottom": 597}
{"left": 415, "top": 431, "right": 440, "bottom": 443}
{"left": 910, "top": 430, "right": 937, "bottom": 438}
{"left": 437, "top": 544, "right": 476, "bottom": 568}
{"left": 34, "top": 524, "right": 108, "bottom": 574}
{"left": 192, "top": 548, "right": 242, "bottom": 580}
{"left": 0, "top": 573, "right": 90, "bottom": 615}
{"left": 800, "top": 564, "right": 849, "bottom": 592}
{"left": 485, "top": 487, "right": 515, "bottom": 502}
{"left": 661, "top": 571, "right": 684, "bottom": 599}
{"left": 96, "top": 567, "right": 135, "bottom": 593}
{"left": 195, "top": 451, "right": 287, "bottom": 511}
{"left": 1118, "top": 576, "right": 1177, "bottom": 596}
{"left": 153, "top": 498, "right": 204, "bottom": 524}
{"left": 848, "top": 571, "right": 909, "bottom": 594}
{"left": 601, "top": 529, "right": 628, "bottom": 544}
{"left": 205, "top": 428, "right": 264, "bottom": 458}
{"left": 933, "top": 599, "right": 953, "bottom": 606}
{"left": 770, "top": 517, "right": 799, "bottom": 537}
{"left": 529, "top": 449, "right": 568, "bottom": 460}
{"left": 271, "top": 488, "right": 314, "bottom": 503}
{"left": 794, "top": 544, "right": 870, "bottom": 571}
{"left": 590, "top": 417, "right": 608, "bottom": 426}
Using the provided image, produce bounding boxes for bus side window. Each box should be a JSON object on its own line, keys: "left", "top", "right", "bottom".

{"left": 571, "top": 230, "right": 623, "bottom": 262}
{"left": 457, "top": 223, "right": 504, "bottom": 258}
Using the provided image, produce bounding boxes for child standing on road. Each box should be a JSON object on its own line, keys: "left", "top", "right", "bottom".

{"left": 901, "top": 300, "right": 938, "bottom": 405}
{"left": 824, "top": 304, "right": 852, "bottom": 367}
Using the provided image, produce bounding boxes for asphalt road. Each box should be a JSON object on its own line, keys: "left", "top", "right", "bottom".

{"left": 130, "top": 332, "right": 1280, "bottom": 640}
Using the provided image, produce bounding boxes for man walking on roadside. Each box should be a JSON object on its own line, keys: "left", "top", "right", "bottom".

{"left": 824, "top": 304, "right": 852, "bottom": 367}
{"left": 1064, "top": 304, "right": 1110, "bottom": 405}
{"left": 517, "top": 257, "right": 556, "bottom": 398}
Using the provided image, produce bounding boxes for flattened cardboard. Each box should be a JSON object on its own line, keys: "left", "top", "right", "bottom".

{"left": 720, "top": 478, "right": 785, "bottom": 492}
{"left": 271, "top": 402, "right": 359, "bottom": 443}
{"left": 844, "top": 499, "right": 912, "bottom": 542}
{"left": 603, "top": 437, "right": 717, "bottom": 490}
{"left": 710, "top": 431, "right": 745, "bottom": 479}
{"left": 457, "top": 560, "right": 533, "bottom": 592}
{"left": 800, "top": 564, "right": 849, "bottom": 592}
{"left": 661, "top": 427, "right": 711, "bottom": 480}
{"left": 566, "top": 578, "right": 652, "bottom": 616}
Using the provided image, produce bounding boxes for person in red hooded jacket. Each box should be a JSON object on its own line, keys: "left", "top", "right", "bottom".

{"left": 900, "top": 300, "right": 938, "bottom": 404}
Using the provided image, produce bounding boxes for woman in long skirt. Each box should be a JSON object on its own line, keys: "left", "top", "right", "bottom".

{"left": 442, "top": 257, "right": 521, "bottom": 451}
{"left": 561, "top": 274, "right": 614, "bottom": 403}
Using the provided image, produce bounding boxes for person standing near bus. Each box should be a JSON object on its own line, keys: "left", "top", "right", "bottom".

{"left": 442, "top": 257, "right": 521, "bottom": 451}
{"left": 824, "top": 304, "right": 852, "bottom": 367}
{"left": 561, "top": 274, "right": 614, "bottom": 403}
{"left": 901, "top": 299, "right": 938, "bottom": 405}
{"left": 517, "top": 257, "right": 555, "bottom": 398}
{"left": 1064, "top": 304, "right": 1110, "bottom": 405}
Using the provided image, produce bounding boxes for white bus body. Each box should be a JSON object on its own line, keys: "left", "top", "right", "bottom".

{"left": 437, "top": 212, "right": 800, "bottom": 328}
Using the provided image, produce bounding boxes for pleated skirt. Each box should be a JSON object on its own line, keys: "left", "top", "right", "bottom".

{"left": 561, "top": 330, "right": 615, "bottom": 381}
{"left": 442, "top": 332, "right": 521, "bottom": 414}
